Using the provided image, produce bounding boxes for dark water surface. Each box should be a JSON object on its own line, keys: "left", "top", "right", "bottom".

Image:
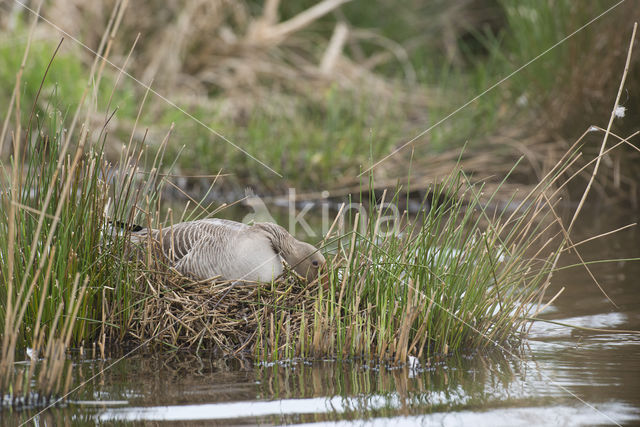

{"left": 3, "top": 210, "right": 639, "bottom": 426}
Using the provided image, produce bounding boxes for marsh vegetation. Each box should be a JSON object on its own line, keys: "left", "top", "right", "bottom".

{"left": 0, "top": 0, "right": 638, "bottom": 419}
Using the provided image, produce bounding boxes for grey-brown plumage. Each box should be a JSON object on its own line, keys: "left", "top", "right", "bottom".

{"left": 129, "top": 219, "right": 325, "bottom": 282}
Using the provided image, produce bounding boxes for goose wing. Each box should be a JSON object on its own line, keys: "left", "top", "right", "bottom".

{"left": 128, "top": 219, "right": 241, "bottom": 260}
{"left": 131, "top": 219, "right": 283, "bottom": 281}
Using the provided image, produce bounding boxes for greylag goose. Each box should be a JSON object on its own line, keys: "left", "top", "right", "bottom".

{"left": 129, "top": 219, "right": 326, "bottom": 283}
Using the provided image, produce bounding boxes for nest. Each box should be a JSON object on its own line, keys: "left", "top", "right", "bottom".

{"left": 127, "top": 265, "right": 322, "bottom": 355}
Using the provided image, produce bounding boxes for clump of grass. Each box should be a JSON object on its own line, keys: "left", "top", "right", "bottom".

{"left": 255, "top": 165, "right": 574, "bottom": 362}
{"left": 0, "top": 88, "right": 167, "bottom": 345}
{"left": 130, "top": 156, "right": 577, "bottom": 362}
{"left": 0, "top": 92, "right": 168, "bottom": 407}
{"left": 0, "top": 95, "right": 174, "bottom": 409}
{"left": 0, "top": 0, "right": 169, "bottom": 405}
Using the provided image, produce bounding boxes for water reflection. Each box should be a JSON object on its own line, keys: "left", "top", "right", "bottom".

{"left": 75, "top": 344, "right": 637, "bottom": 426}
{"left": 89, "top": 350, "right": 539, "bottom": 424}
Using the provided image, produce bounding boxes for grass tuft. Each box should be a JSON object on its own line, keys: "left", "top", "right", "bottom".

{"left": 127, "top": 164, "right": 576, "bottom": 362}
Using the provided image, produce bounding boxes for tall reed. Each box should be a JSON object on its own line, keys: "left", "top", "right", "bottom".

{"left": 251, "top": 164, "right": 575, "bottom": 362}
{"left": 0, "top": 84, "right": 169, "bottom": 409}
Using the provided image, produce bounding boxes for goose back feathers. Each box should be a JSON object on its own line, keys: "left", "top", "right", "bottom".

{"left": 129, "top": 219, "right": 325, "bottom": 282}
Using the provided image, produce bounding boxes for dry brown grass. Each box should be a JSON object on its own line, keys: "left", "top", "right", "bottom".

{"left": 126, "top": 269, "right": 317, "bottom": 355}
{"left": 36, "top": 0, "right": 430, "bottom": 115}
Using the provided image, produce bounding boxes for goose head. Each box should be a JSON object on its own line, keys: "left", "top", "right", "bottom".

{"left": 286, "top": 240, "right": 326, "bottom": 282}
{"left": 253, "top": 222, "right": 326, "bottom": 282}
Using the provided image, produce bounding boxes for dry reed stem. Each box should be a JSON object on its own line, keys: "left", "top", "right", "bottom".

{"left": 247, "top": 0, "right": 351, "bottom": 45}
{"left": 104, "top": 31, "right": 140, "bottom": 122}
{"left": 542, "top": 192, "right": 608, "bottom": 300}
{"left": 0, "top": 1, "right": 45, "bottom": 391}
{"left": 320, "top": 21, "right": 349, "bottom": 74}
{"left": 535, "top": 23, "right": 638, "bottom": 312}
{"left": 568, "top": 22, "right": 637, "bottom": 234}
{"left": 566, "top": 223, "right": 637, "bottom": 251}
{"left": 0, "top": 0, "right": 127, "bottom": 408}
{"left": 62, "top": 0, "right": 122, "bottom": 148}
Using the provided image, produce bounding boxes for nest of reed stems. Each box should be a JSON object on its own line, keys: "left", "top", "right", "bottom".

{"left": 128, "top": 267, "right": 319, "bottom": 354}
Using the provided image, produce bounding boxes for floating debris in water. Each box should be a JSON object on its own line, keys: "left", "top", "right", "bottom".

{"left": 614, "top": 105, "right": 626, "bottom": 118}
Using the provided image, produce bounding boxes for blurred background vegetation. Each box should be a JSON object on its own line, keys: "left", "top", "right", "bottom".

{"left": 0, "top": 0, "right": 638, "bottom": 204}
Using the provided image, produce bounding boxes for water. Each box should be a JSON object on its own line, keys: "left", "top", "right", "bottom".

{"left": 3, "top": 210, "right": 639, "bottom": 426}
